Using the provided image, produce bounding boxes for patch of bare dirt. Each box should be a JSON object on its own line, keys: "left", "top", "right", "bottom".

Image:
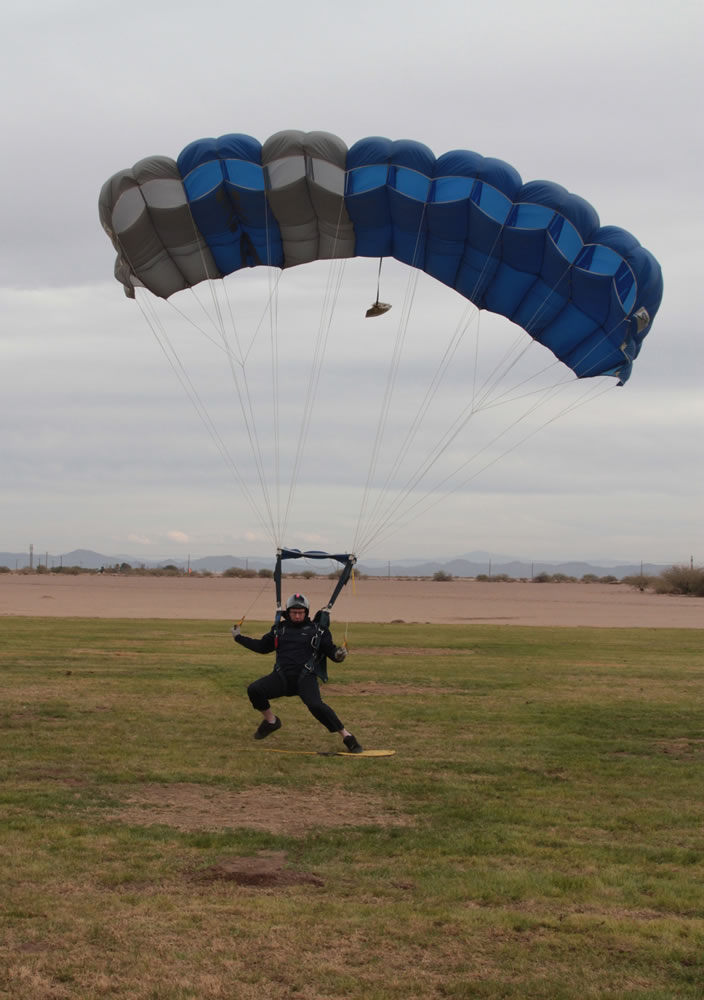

{"left": 656, "top": 738, "right": 704, "bottom": 759}
{"left": 193, "top": 850, "right": 324, "bottom": 887}
{"left": 109, "top": 783, "right": 412, "bottom": 835}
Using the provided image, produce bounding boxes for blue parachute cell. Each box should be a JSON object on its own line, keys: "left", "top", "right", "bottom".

{"left": 99, "top": 131, "right": 663, "bottom": 384}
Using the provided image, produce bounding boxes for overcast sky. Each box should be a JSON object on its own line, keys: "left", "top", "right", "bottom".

{"left": 2, "top": 0, "right": 702, "bottom": 566}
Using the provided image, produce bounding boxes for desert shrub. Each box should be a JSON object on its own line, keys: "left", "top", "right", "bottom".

{"left": 110, "top": 562, "right": 133, "bottom": 574}
{"left": 257, "top": 568, "right": 273, "bottom": 578}
{"left": 581, "top": 574, "right": 599, "bottom": 583}
{"left": 0, "top": 565, "right": 10, "bottom": 573}
{"left": 598, "top": 575, "right": 619, "bottom": 584}
{"left": 432, "top": 570, "right": 453, "bottom": 581}
{"left": 532, "top": 572, "right": 552, "bottom": 583}
{"left": 655, "top": 565, "right": 704, "bottom": 597}
{"left": 223, "top": 567, "right": 257, "bottom": 578}
{"left": 622, "top": 573, "right": 657, "bottom": 592}
{"left": 153, "top": 566, "right": 181, "bottom": 577}
{"left": 302, "top": 570, "right": 316, "bottom": 579}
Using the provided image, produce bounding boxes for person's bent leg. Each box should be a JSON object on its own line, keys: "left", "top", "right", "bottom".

{"left": 297, "top": 671, "right": 344, "bottom": 732}
{"left": 247, "top": 671, "right": 286, "bottom": 737}
{"left": 297, "top": 672, "right": 362, "bottom": 750}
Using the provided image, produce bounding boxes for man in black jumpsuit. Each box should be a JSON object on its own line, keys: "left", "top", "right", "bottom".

{"left": 233, "top": 593, "right": 363, "bottom": 753}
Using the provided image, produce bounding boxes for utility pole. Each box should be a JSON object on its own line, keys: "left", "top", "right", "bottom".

{"left": 29, "top": 544, "right": 33, "bottom": 570}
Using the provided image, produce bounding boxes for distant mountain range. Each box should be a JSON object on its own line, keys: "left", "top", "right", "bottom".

{"left": 0, "top": 548, "right": 674, "bottom": 581}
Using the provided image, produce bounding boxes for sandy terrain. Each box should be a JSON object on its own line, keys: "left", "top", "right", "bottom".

{"left": 1, "top": 572, "right": 702, "bottom": 628}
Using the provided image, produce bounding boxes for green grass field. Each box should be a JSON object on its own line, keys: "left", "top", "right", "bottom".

{"left": 1, "top": 617, "right": 703, "bottom": 999}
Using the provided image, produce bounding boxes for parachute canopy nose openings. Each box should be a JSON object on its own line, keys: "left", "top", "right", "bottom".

{"left": 366, "top": 301, "right": 393, "bottom": 318}
{"left": 633, "top": 307, "right": 651, "bottom": 334}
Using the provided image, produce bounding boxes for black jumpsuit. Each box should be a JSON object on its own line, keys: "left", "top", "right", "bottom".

{"left": 236, "top": 616, "right": 345, "bottom": 733}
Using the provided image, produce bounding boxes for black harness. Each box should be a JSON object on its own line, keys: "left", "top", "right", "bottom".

{"left": 272, "top": 548, "right": 356, "bottom": 683}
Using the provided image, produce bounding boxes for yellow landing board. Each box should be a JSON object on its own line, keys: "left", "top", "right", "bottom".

{"left": 265, "top": 748, "right": 396, "bottom": 758}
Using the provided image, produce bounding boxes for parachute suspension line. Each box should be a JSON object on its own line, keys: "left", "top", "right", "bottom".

{"left": 353, "top": 334, "right": 542, "bottom": 554}
{"left": 280, "top": 258, "right": 348, "bottom": 542}
{"left": 470, "top": 309, "right": 481, "bottom": 413}
{"left": 279, "top": 189, "right": 350, "bottom": 540}
{"left": 240, "top": 270, "right": 284, "bottom": 365}
{"left": 569, "top": 309, "right": 640, "bottom": 381}
{"left": 207, "top": 276, "right": 284, "bottom": 544}
{"left": 352, "top": 205, "right": 429, "bottom": 552}
{"left": 519, "top": 259, "right": 590, "bottom": 356}
{"left": 472, "top": 332, "right": 540, "bottom": 411}
{"left": 187, "top": 260, "right": 280, "bottom": 544}
{"left": 113, "top": 226, "right": 278, "bottom": 543}
{"left": 359, "top": 298, "right": 481, "bottom": 537}
{"left": 510, "top": 252, "right": 638, "bottom": 381}
{"left": 354, "top": 347, "right": 586, "bottom": 557}
{"left": 426, "top": 378, "right": 614, "bottom": 517}
{"left": 181, "top": 198, "right": 246, "bottom": 364}
{"left": 132, "top": 290, "right": 277, "bottom": 547}
{"left": 220, "top": 317, "right": 280, "bottom": 544}
{"left": 355, "top": 212, "right": 512, "bottom": 551}
{"left": 352, "top": 206, "right": 523, "bottom": 548}
{"left": 269, "top": 269, "right": 282, "bottom": 542}
{"left": 260, "top": 184, "right": 283, "bottom": 542}
{"left": 193, "top": 278, "right": 242, "bottom": 363}
{"left": 155, "top": 295, "right": 240, "bottom": 357}
{"left": 358, "top": 378, "right": 614, "bottom": 556}
{"left": 356, "top": 245, "right": 585, "bottom": 552}
{"left": 270, "top": 301, "right": 281, "bottom": 541}
{"left": 352, "top": 265, "right": 421, "bottom": 552}
{"left": 152, "top": 285, "right": 285, "bottom": 546}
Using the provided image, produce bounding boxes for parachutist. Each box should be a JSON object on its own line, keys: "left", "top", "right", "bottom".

{"left": 234, "top": 592, "right": 362, "bottom": 753}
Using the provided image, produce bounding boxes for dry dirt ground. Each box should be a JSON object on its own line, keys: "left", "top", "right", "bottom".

{"left": 1, "top": 572, "right": 702, "bottom": 627}
{"left": 109, "top": 783, "right": 412, "bottom": 837}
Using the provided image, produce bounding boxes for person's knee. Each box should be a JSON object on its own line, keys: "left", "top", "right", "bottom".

{"left": 248, "top": 681, "right": 267, "bottom": 710}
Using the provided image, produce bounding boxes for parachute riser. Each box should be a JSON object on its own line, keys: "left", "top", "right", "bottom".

{"left": 273, "top": 546, "right": 356, "bottom": 626}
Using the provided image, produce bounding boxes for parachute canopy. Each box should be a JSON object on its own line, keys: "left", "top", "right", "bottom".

{"left": 100, "top": 130, "right": 662, "bottom": 384}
